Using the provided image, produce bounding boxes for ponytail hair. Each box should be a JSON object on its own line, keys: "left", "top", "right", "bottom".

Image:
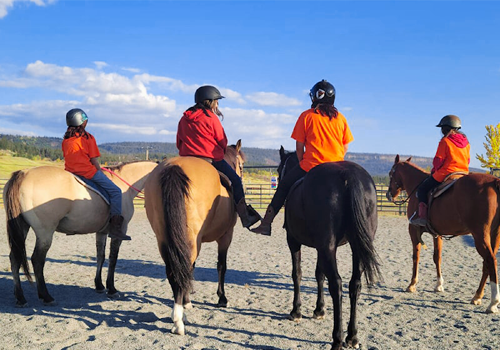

{"left": 187, "top": 101, "right": 224, "bottom": 120}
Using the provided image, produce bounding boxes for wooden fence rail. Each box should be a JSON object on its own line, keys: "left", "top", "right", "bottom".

{"left": 0, "top": 179, "right": 406, "bottom": 215}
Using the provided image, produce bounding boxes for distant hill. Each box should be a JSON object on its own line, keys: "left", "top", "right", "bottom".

{"left": 0, "top": 134, "right": 484, "bottom": 176}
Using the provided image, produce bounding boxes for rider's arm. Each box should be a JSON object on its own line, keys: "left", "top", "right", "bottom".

{"left": 90, "top": 157, "right": 101, "bottom": 171}
{"left": 296, "top": 141, "right": 305, "bottom": 162}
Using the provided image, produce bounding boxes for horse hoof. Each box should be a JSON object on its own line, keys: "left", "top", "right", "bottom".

{"left": 345, "top": 338, "right": 360, "bottom": 349}
{"left": 313, "top": 310, "right": 326, "bottom": 320}
{"left": 171, "top": 325, "right": 185, "bottom": 335}
{"left": 471, "top": 299, "right": 482, "bottom": 306}
{"left": 216, "top": 301, "right": 228, "bottom": 308}
{"left": 406, "top": 286, "right": 417, "bottom": 293}
{"left": 96, "top": 288, "right": 107, "bottom": 294}
{"left": 42, "top": 299, "right": 57, "bottom": 306}
{"left": 184, "top": 302, "right": 193, "bottom": 310}
{"left": 434, "top": 286, "right": 444, "bottom": 293}
{"left": 287, "top": 313, "right": 302, "bottom": 322}
{"left": 15, "top": 301, "right": 28, "bottom": 308}
{"left": 486, "top": 305, "right": 499, "bottom": 314}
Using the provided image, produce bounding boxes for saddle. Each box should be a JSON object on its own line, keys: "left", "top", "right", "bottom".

{"left": 425, "top": 172, "right": 468, "bottom": 236}
{"left": 218, "top": 172, "right": 233, "bottom": 195}
{"left": 72, "top": 174, "right": 110, "bottom": 205}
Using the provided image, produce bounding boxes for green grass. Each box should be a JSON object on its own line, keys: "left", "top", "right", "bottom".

{"left": 0, "top": 151, "right": 64, "bottom": 179}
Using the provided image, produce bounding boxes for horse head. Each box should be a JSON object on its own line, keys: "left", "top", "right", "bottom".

{"left": 277, "top": 146, "right": 299, "bottom": 181}
{"left": 386, "top": 154, "right": 412, "bottom": 202}
{"left": 225, "top": 139, "right": 245, "bottom": 177}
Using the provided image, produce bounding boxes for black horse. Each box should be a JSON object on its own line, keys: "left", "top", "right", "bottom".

{"left": 278, "top": 146, "right": 380, "bottom": 350}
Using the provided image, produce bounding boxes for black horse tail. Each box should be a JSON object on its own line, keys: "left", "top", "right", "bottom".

{"left": 4, "top": 170, "right": 32, "bottom": 282}
{"left": 346, "top": 173, "right": 381, "bottom": 285}
{"left": 159, "top": 164, "right": 193, "bottom": 293}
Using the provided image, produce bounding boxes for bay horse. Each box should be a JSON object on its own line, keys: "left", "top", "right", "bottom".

{"left": 144, "top": 140, "right": 245, "bottom": 335}
{"left": 278, "top": 147, "right": 380, "bottom": 350}
{"left": 3, "top": 160, "right": 157, "bottom": 306}
{"left": 386, "top": 155, "right": 500, "bottom": 313}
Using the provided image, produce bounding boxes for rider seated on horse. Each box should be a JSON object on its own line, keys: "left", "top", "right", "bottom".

{"left": 410, "top": 115, "right": 470, "bottom": 227}
{"left": 251, "top": 79, "right": 354, "bottom": 236}
{"left": 62, "top": 108, "right": 131, "bottom": 241}
{"left": 176, "top": 85, "right": 261, "bottom": 230}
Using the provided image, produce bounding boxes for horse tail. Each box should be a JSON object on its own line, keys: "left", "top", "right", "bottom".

{"left": 346, "top": 173, "right": 381, "bottom": 285}
{"left": 4, "top": 170, "right": 32, "bottom": 282}
{"left": 159, "top": 164, "right": 193, "bottom": 293}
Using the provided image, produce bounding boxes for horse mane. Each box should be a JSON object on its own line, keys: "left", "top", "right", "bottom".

{"left": 402, "top": 159, "right": 430, "bottom": 175}
{"left": 105, "top": 160, "right": 150, "bottom": 172}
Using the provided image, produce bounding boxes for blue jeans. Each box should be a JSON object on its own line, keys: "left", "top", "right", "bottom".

{"left": 212, "top": 159, "right": 244, "bottom": 204}
{"left": 89, "top": 170, "right": 122, "bottom": 216}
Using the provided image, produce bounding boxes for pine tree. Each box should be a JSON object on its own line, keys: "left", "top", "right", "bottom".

{"left": 476, "top": 123, "right": 500, "bottom": 171}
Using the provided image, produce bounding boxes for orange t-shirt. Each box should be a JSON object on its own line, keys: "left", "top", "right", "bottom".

{"left": 431, "top": 134, "right": 470, "bottom": 182}
{"left": 291, "top": 109, "right": 354, "bottom": 172}
{"left": 62, "top": 133, "right": 101, "bottom": 179}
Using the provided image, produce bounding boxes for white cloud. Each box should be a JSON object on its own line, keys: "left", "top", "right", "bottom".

{"left": 94, "top": 61, "right": 108, "bottom": 70}
{"left": 219, "top": 88, "right": 246, "bottom": 105}
{"left": 0, "top": 0, "right": 56, "bottom": 19}
{"left": 245, "top": 91, "right": 301, "bottom": 107}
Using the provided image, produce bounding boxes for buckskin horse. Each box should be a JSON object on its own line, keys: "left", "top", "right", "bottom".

{"left": 386, "top": 155, "right": 500, "bottom": 313}
{"left": 144, "top": 141, "right": 245, "bottom": 335}
{"left": 278, "top": 147, "right": 380, "bottom": 350}
{"left": 3, "top": 160, "right": 157, "bottom": 306}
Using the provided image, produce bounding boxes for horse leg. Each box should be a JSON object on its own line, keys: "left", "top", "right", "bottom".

{"left": 9, "top": 222, "right": 30, "bottom": 307}
{"left": 407, "top": 225, "right": 422, "bottom": 293}
{"left": 472, "top": 233, "right": 500, "bottom": 313}
{"left": 94, "top": 232, "right": 107, "bottom": 293}
{"left": 313, "top": 258, "right": 326, "bottom": 320}
{"left": 345, "top": 249, "right": 362, "bottom": 349}
{"left": 287, "top": 235, "right": 302, "bottom": 321}
{"left": 31, "top": 232, "right": 55, "bottom": 305}
{"left": 433, "top": 236, "right": 444, "bottom": 292}
{"left": 472, "top": 261, "right": 488, "bottom": 305}
{"left": 319, "top": 248, "right": 343, "bottom": 350}
{"left": 166, "top": 268, "right": 187, "bottom": 335}
{"left": 106, "top": 237, "right": 123, "bottom": 298}
{"left": 182, "top": 262, "right": 195, "bottom": 310}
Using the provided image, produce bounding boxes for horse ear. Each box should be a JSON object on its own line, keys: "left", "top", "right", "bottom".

{"left": 235, "top": 139, "right": 241, "bottom": 152}
{"left": 280, "top": 146, "right": 285, "bottom": 157}
{"left": 407, "top": 157, "right": 412, "bottom": 162}
{"left": 395, "top": 155, "right": 400, "bottom": 164}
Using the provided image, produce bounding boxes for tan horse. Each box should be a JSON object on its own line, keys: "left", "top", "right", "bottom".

{"left": 386, "top": 155, "right": 500, "bottom": 313}
{"left": 144, "top": 141, "right": 245, "bottom": 335}
{"left": 3, "top": 160, "right": 157, "bottom": 306}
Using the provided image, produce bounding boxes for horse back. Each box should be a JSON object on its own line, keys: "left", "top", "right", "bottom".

{"left": 431, "top": 173, "right": 500, "bottom": 234}
{"left": 13, "top": 166, "right": 110, "bottom": 233}
{"left": 286, "top": 161, "right": 377, "bottom": 247}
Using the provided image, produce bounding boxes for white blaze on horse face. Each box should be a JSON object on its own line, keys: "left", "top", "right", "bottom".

{"left": 171, "top": 303, "right": 185, "bottom": 335}
{"left": 488, "top": 283, "right": 500, "bottom": 313}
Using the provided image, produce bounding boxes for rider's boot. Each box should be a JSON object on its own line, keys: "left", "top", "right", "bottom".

{"left": 236, "top": 198, "right": 262, "bottom": 229}
{"left": 409, "top": 202, "right": 428, "bottom": 227}
{"left": 250, "top": 206, "right": 275, "bottom": 236}
{"left": 108, "top": 215, "right": 131, "bottom": 240}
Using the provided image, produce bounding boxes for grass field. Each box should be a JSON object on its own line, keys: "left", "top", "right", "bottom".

{"left": 0, "top": 151, "right": 64, "bottom": 179}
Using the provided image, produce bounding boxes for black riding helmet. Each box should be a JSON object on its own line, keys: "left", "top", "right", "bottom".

{"left": 310, "top": 79, "right": 336, "bottom": 105}
{"left": 66, "top": 108, "right": 89, "bottom": 127}
{"left": 436, "top": 115, "right": 461, "bottom": 130}
{"left": 194, "top": 85, "right": 225, "bottom": 104}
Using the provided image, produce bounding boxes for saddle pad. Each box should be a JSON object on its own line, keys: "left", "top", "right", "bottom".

{"left": 218, "top": 172, "right": 233, "bottom": 194}
{"left": 72, "top": 174, "right": 110, "bottom": 205}
{"left": 432, "top": 172, "right": 467, "bottom": 199}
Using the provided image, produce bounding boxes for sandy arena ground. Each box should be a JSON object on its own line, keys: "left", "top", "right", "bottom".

{"left": 1, "top": 209, "right": 499, "bottom": 350}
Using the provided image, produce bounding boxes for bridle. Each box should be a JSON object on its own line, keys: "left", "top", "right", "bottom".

{"left": 387, "top": 163, "right": 425, "bottom": 206}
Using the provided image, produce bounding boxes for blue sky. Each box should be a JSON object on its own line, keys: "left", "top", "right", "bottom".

{"left": 0, "top": 1, "right": 499, "bottom": 169}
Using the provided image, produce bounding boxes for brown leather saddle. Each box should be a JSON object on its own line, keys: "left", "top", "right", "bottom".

{"left": 425, "top": 172, "right": 468, "bottom": 236}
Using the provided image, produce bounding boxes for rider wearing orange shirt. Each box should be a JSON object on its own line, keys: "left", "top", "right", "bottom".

{"left": 410, "top": 115, "right": 470, "bottom": 226}
{"left": 252, "top": 80, "right": 354, "bottom": 236}
{"left": 62, "top": 108, "right": 131, "bottom": 241}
